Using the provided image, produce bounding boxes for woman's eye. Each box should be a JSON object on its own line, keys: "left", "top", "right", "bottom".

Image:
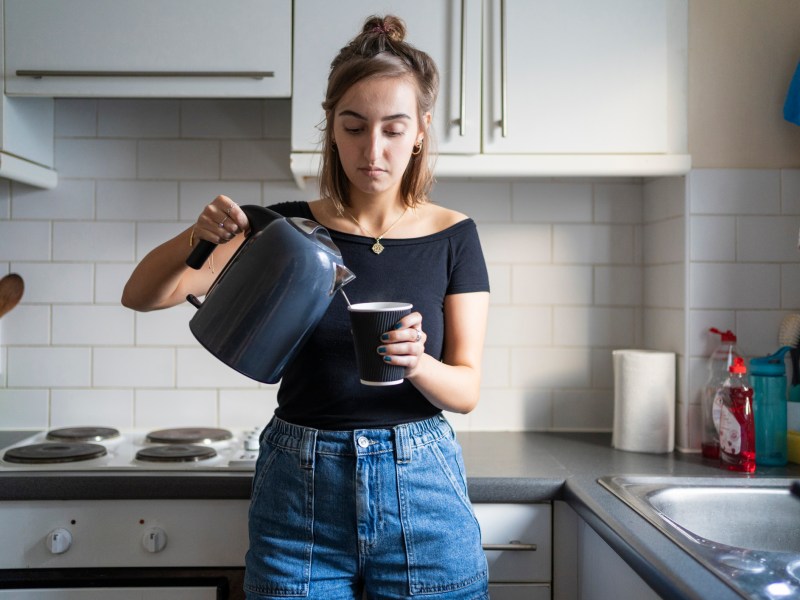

{"left": 385, "top": 130, "right": 404, "bottom": 137}
{"left": 345, "top": 127, "right": 362, "bottom": 134}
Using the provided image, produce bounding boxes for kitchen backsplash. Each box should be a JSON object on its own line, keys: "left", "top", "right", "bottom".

{"left": 1, "top": 99, "right": 799, "bottom": 451}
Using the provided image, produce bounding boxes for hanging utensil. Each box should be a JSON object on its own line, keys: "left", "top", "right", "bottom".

{"left": 0, "top": 273, "right": 24, "bottom": 319}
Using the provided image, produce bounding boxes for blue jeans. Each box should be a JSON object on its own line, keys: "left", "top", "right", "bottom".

{"left": 244, "top": 414, "right": 489, "bottom": 600}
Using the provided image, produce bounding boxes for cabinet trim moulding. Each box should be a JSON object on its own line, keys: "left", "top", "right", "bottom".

{"left": 289, "top": 152, "right": 692, "bottom": 188}
{"left": 0, "top": 152, "right": 58, "bottom": 189}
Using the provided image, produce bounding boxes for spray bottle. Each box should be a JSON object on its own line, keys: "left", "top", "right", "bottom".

{"left": 701, "top": 328, "right": 742, "bottom": 459}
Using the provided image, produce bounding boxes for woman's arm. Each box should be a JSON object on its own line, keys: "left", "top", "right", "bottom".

{"left": 121, "top": 196, "right": 248, "bottom": 311}
{"left": 384, "top": 291, "right": 490, "bottom": 414}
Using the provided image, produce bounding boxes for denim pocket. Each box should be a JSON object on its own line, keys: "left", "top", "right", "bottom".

{"left": 397, "top": 433, "right": 488, "bottom": 595}
{"left": 244, "top": 439, "right": 314, "bottom": 598}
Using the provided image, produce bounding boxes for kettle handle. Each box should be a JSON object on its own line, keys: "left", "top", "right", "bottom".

{"left": 185, "top": 205, "right": 283, "bottom": 270}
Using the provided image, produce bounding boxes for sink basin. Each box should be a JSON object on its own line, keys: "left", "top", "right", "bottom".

{"left": 598, "top": 476, "right": 800, "bottom": 599}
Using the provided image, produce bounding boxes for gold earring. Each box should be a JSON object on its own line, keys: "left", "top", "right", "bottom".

{"left": 411, "top": 139, "right": 423, "bottom": 156}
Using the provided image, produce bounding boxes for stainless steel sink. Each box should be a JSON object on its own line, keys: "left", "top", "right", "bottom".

{"left": 598, "top": 476, "right": 800, "bottom": 599}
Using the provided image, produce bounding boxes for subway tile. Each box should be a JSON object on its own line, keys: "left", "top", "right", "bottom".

{"left": 0, "top": 305, "right": 50, "bottom": 345}
{"left": 689, "top": 216, "right": 735, "bottom": 261}
{"left": 54, "top": 99, "right": 97, "bottom": 137}
{"left": 0, "top": 221, "right": 51, "bottom": 261}
{"left": 93, "top": 348, "right": 174, "bottom": 388}
{"left": 782, "top": 264, "right": 800, "bottom": 309}
{"left": 486, "top": 306, "right": 551, "bottom": 347}
{"left": 781, "top": 169, "right": 800, "bottom": 214}
{"left": 176, "top": 347, "right": 258, "bottom": 388}
{"left": 479, "top": 224, "right": 550, "bottom": 264}
{"left": 690, "top": 263, "right": 781, "bottom": 310}
{"left": 54, "top": 222, "right": 135, "bottom": 262}
{"left": 97, "top": 180, "right": 179, "bottom": 221}
{"left": 55, "top": 139, "right": 137, "bottom": 179}
{"left": 687, "top": 355, "right": 708, "bottom": 407}
{"left": 591, "top": 348, "right": 614, "bottom": 389}
{"left": 512, "top": 265, "right": 593, "bottom": 305}
{"left": 470, "top": 388, "right": 552, "bottom": 431}
{"left": 220, "top": 389, "right": 278, "bottom": 428}
{"left": 735, "top": 311, "right": 790, "bottom": 357}
{"left": 51, "top": 389, "right": 134, "bottom": 428}
{"left": 262, "top": 180, "right": 317, "bottom": 206}
{"left": 486, "top": 265, "right": 511, "bottom": 305}
{"left": 643, "top": 263, "right": 684, "bottom": 309}
{"left": 511, "top": 348, "right": 592, "bottom": 389}
{"left": 221, "top": 140, "right": 290, "bottom": 180}
{"left": 138, "top": 140, "right": 220, "bottom": 180}
{"left": 643, "top": 176, "right": 686, "bottom": 222}
{"left": 10, "top": 263, "right": 93, "bottom": 303}
{"left": 0, "top": 181, "right": 9, "bottom": 220}
{"left": 554, "top": 307, "right": 637, "bottom": 348}
{"left": 136, "top": 305, "right": 197, "bottom": 346}
{"left": 181, "top": 100, "right": 263, "bottom": 138}
{"left": 512, "top": 181, "right": 591, "bottom": 223}
{"left": 97, "top": 263, "right": 136, "bottom": 304}
{"left": 53, "top": 305, "right": 133, "bottom": 345}
{"left": 180, "top": 181, "right": 262, "bottom": 220}
{"left": 643, "top": 217, "right": 685, "bottom": 265}
{"left": 481, "top": 347, "right": 511, "bottom": 388}
{"left": 136, "top": 222, "right": 190, "bottom": 261}
{"left": 689, "top": 169, "right": 780, "bottom": 215}
{"left": 433, "top": 181, "right": 512, "bottom": 222}
{"left": 98, "top": 99, "right": 180, "bottom": 138}
{"left": 0, "top": 389, "right": 49, "bottom": 429}
{"left": 11, "top": 180, "right": 95, "bottom": 220}
{"left": 594, "top": 266, "right": 642, "bottom": 306}
{"left": 737, "top": 216, "right": 800, "bottom": 262}
{"left": 263, "top": 99, "right": 292, "bottom": 139}
{"left": 8, "top": 347, "right": 91, "bottom": 387}
{"left": 642, "top": 308, "right": 684, "bottom": 354}
{"left": 552, "top": 389, "right": 613, "bottom": 430}
{"left": 134, "top": 389, "right": 217, "bottom": 428}
{"left": 593, "top": 182, "right": 642, "bottom": 224}
{"left": 553, "top": 224, "right": 635, "bottom": 264}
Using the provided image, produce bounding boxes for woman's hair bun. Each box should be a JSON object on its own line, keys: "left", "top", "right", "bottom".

{"left": 362, "top": 15, "right": 406, "bottom": 43}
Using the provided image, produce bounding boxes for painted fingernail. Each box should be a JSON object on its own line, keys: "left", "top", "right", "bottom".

{"left": 393, "top": 323, "right": 403, "bottom": 329}
{"left": 383, "top": 356, "right": 392, "bottom": 362}
{"left": 381, "top": 334, "right": 389, "bottom": 341}
{"left": 378, "top": 346, "right": 386, "bottom": 354}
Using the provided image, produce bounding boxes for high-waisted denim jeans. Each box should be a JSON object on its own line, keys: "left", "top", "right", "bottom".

{"left": 244, "top": 414, "right": 488, "bottom": 600}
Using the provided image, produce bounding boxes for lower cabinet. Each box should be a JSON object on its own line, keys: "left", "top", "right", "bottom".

{"left": 473, "top": 503, "right": 552, "bottom": 599}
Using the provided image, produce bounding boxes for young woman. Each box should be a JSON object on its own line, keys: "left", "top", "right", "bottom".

{"left": 122, "top": 15, "right": 490, "bottom": 600}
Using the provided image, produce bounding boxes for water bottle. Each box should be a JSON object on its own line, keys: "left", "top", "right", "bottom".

{"left": 750, "top": 347, "right": 790, "bottom": 466}
{"left": 718, "top": 357, "right": 756, "bottom": 473}
{"left": 701, "top": 328, "right": 741, "bottom": 459}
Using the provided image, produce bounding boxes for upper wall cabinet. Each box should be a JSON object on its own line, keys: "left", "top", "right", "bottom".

{"left": 290, "top": 0, "right": 689, "bottom": 184}
{"left": 4, "top": 0, "right": 292, "bottom": 98}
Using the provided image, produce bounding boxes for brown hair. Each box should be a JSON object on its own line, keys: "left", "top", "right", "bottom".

{"left": 318, "top": 15, "right": 439, "bottom": 212}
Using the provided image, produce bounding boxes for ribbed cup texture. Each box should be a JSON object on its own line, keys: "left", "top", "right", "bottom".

{"left": 348, "top": 302, "right": 412, "bottom": 386}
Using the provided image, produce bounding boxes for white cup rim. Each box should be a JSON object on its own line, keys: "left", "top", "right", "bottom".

{"left": 347, "top": 302, "right": 412, "bottom": 312}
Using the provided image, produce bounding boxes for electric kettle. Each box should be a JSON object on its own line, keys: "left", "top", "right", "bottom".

{"left": 185, "top": 205, "right": 355, "bottom": 383}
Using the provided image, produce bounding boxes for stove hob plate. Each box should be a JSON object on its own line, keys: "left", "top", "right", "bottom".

{"left": 46, "top": 426, "right": 121, "bottom": 443}
{"left": 3, "top": 442, "right": 108, "bottom": 464}
{"left": 145, "top": 427, "right": 233, "bottom": 445}
{"left": 135, "top": 444, "right": 218, "bottom": 463}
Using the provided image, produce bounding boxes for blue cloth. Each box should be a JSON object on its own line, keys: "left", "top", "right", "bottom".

{"left": 244, "top": 414, "right": 489, "bottom": 599}
{"left": 785, "top": 60, "right": 800, "bottom": 126}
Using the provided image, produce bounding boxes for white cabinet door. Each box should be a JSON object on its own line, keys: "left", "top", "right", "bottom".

{"left": 291, "top": 0, "right": 482, "bottom": 154}
{"left": 4, "top": 0, "right": 291, "bottom": 98}
{"left": 483, "top": 0, "right": 672, "bottom": 154}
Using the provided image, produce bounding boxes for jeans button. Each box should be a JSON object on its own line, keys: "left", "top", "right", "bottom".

{"left": 357, "top": 436, "right": 370, "bottom": 448}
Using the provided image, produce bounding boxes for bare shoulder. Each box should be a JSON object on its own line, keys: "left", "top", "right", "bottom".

{"left": 420, "top": 202, "right": 470, "bottom": 233}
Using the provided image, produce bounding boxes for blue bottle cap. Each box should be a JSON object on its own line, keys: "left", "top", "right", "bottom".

{"left": 749, "top": 346, "right": 791, "bottom": 376}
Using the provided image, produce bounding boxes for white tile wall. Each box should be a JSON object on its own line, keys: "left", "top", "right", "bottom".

{"left": 1, "top": 99, "right": 799, "bottom": 445}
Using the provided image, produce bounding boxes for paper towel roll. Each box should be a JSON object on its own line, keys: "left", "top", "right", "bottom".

{"left": 612, "top": 349, "right": 676, "bottom": 453}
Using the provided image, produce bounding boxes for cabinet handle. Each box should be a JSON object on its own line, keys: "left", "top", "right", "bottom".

{"left": 500, "top": 0, "right": 508, "bottom": 137}
{"left": 482, "top": 541, "right": 537, "bottom": 551}
{"left": 16, "top": 70, "right": 274, "bottom": 79}
{"left": 458, "top": 0, "right": 467, "bottom": 136}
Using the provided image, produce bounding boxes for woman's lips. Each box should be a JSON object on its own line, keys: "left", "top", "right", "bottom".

{"left": 360, "top": 166, "right": 386, "bottom": 177}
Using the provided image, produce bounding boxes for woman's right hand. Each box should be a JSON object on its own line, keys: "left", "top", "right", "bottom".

{"left": 192, "top": 195, "right": 250, "bottom": 245}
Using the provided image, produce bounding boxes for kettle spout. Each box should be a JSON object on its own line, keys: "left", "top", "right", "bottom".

{"left": 332, "top": 263, "right": 356, "bottom": 294}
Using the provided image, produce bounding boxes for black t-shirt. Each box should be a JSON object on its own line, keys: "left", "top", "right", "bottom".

{"left": 268, "top": 201, "right": 490, "bottom": 429}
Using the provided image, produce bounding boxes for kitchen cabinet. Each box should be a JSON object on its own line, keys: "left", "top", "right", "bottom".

{"left": 474, "top": 503, "right": 552, "bottom": 599}
{"left": 290, "top": 0, "right": 689, "bottom": 185}
{"left": 4, "top": 0, "right": 291, "bottom": 98}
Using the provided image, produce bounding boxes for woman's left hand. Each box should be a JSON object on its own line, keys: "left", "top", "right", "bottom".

{"left": 377, "top": 311, "right": 426, "bottom": 376}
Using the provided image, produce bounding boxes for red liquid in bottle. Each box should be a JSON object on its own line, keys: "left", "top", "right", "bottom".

{"left": 719, "top": 385, "right": 756, "bottom": 473}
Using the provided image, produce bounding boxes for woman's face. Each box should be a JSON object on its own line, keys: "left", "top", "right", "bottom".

{"left": 332, "top": 76, "right": 428, "bottom": 199}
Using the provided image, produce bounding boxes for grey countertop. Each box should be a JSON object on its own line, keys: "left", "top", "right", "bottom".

{"left": 2, "top": 429, "right": 798, "bottom": 599}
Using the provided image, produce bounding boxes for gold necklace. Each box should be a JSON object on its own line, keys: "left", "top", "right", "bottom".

{"left": 343, "top": 206, "right": 408, "bottom": 255}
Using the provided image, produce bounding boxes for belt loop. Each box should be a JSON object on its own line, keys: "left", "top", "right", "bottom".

{"left": 394, "top": 422, "right": 412, "bottom": 464}
{"left": 300, "top": 427, "right": 317, "bottom": 470}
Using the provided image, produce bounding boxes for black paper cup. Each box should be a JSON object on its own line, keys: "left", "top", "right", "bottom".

{"left": 348, "top": 302, "right": 412, "bottom": 386}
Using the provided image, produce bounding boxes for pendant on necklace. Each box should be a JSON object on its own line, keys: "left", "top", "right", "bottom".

{"left": 371, "top": 241, "right": 384, "bottom": 254}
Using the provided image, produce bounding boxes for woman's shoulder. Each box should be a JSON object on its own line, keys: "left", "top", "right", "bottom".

{"left": 423, "top": 202, "right": 469, "bottom": 232}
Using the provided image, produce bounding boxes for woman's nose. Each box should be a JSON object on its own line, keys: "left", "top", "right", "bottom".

{"left": 366, "top": 131, "right": 382, "bottom": 161}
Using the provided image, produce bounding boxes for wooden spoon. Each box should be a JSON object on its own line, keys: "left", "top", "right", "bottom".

{"left": 0, "top": 273, "right": 24, "bottom": 319}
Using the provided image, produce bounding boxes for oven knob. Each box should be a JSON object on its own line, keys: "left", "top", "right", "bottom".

{"left": 142, "top": 527, "right": 168, "bottom": 553}
{"left": 46, "top": 528, "right": 72, "bottom": 554}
